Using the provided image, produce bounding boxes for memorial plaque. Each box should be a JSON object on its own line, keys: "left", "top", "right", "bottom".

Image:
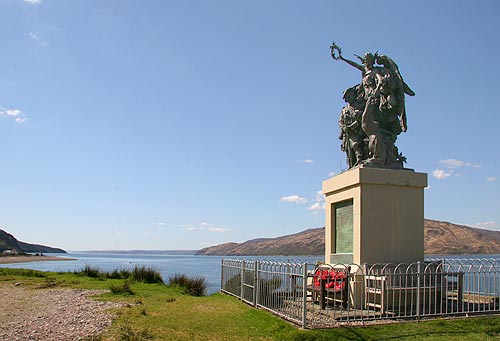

{"left": 334, "top": 200, "right": 353, "bottom": 254}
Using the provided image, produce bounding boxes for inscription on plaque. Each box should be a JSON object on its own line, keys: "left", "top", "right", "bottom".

{"left": 334, "top": 200, "right": 353, "bottom": 253}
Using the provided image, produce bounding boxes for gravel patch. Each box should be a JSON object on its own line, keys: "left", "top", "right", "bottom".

{"left": 0, "top": 284, "right": 125, "bottom": 340}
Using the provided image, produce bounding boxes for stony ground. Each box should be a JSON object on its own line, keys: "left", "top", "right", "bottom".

{"left": 0, "top": 256, "right": 75, "bottom": 264}
{"left": 0, "top": 283, "right": 124, "bottom": 340}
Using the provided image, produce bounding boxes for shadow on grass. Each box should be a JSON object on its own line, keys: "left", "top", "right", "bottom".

{"left": 287, "top": 317, "right": 500, "bottom": 341}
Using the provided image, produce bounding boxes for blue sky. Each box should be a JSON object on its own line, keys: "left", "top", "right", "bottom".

{"left": 1, "top": 0, "right": 499, "bottom": 250}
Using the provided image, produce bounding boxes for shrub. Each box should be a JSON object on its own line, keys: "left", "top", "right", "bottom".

{"left": 168, "top": 273, "right": 207, "bottom": 297}
{"left": 77, "top": 265, "right": 102, "bottom": 278}
{"left": 110, "top": 281, "right": 135, "bottom": 295}
{"left": 75, "top": 266, "right": 163, "bottom": 284}
{"left": 184, "top": 276, "right": 207, "bottom": 297}
{"left": 168, "top": 273, "right": 189, "bottom": 287}
{"left": 132, "top": 266, "right": 163, "bottom": 284}
{"left": 108, "top": 269, "right": 126, "bottom": 279}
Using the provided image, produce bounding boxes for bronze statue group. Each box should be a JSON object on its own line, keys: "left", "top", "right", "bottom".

{"left": 331, "top": 43, "right": 415, "bottom": 170}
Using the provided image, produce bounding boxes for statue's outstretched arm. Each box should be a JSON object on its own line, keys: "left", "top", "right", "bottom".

{"left": 339, "top": 56, "right": 364, "bottom": 72}
{"left": 330, "top": 43, "right": 364, "bottom": 72}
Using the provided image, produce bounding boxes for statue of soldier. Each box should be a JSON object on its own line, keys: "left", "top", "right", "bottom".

{"left": 338, "top": 85, "right": 367, "bottom": 168}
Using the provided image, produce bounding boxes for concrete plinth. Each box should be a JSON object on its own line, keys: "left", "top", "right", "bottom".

{"left": 322, "top": 167, "right": 427, "bottom": 265}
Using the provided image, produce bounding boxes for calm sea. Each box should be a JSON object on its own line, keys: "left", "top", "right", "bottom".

{"left": 2, "top": 253, "right": 499, "bottom": 294}
{"left": 0, "top": 253, "right": 322, "bottom": 294}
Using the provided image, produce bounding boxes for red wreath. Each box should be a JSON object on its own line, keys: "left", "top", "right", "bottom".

{"left": 313, "top": 269, "right": 347, "bottom": 290}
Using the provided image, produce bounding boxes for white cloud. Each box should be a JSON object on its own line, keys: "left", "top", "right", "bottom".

{"left": 280, "top": 195, "right": 308, "bottom": 204}
{"left": 328, "top": 171, "right": 335, "bottom": 178}
{"left": 156, "top": 222, "right": 166, "bottom": 227}
{"left": 486, "top": 177, "right": 496, "bottom": 182}
{"left": 29, "top": 32, "right": 48, "bottom": 47}
{"left": 1, "top": 108, "right": 27, "bottom": 123}
{"left": 4, "top": 109, "right": 22, "bottom": 117}
{"left": 308, "top": 202, "right": 325, "bottom": 212}
{"left": 439, "top": 159, "right": 481, "bottom": 169}
{"left": 208, "top": 227, "right": 230, "bottom": 233}
{"left": 308, "top": 190, "right": 326, "bottom": 215}
{"left": 179, "top": 221, "right": 231, "bottom": 233}
{"left": 315, "top": 190, "right": 324, "bottom": 203}
{"left": 471, "top": 221, "right": 498, "bottom": 231}
{"left": 179, "top": 224, "right": 196, "bottom": 231}
{"left": 24, "top": 0, "right": 42, "bottom": 4}
{"left": 432, "top": 159, "right": 482, "bottom": 180}
{"left": 297, "top": 159, "right": 314, "bottom": 164}
{"left": 432, "top": 169, "right": 451, "bottom": 180}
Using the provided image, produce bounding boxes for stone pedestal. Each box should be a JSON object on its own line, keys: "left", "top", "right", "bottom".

{"left": 322, "top": 167, "right": 427, "bottom": 265}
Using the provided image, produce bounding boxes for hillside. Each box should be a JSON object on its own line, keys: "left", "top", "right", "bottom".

{"left": 0, "top": 229, "right": 66, "bottom": 254}
{"left": 197, "top": 229, "right": 324, "bottom": 256}
{"left": 424, "top": 219, "right": 500, "bottom": 254}
{"left": 196, "top": 219, "right": 500, "bottom": 256}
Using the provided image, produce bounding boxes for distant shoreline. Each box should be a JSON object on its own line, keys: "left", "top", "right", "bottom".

{"left": 0, "top": 255, "right": 76, "bottom": 264}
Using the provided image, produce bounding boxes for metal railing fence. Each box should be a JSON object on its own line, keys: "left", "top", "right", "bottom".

{"left": 221, "top": 258, "right": 500, "bottom": 328}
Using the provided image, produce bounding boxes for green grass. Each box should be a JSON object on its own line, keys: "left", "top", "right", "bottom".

{"left": 1, "top": 268, "right": 500, "bottom": 340}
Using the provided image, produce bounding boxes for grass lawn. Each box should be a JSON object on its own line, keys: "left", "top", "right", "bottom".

{"left": 1, "top": 268, "right": 499, "bottom": 340}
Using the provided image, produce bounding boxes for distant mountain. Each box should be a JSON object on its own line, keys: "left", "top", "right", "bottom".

{"left": 424, "top": 220, "right": 500, "bottom": 254}
{"left": 196, "top": 219, "right": 500, "bottom": 256}
{"left": 0, "top": 229, "right": 66, "bottom": 254}
{"left": 196, "top": 228, "right": 324, "bottom": 256}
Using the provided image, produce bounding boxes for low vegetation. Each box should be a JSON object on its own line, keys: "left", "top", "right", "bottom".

{"left": 74, "top": 265, "right": 163, "bottom": 284}
{"left": 168, "top": 273, "right": 207, "bottom": 297}
{"left": 117, "top": 324, "right": 154, "bottom": 340}
{"left": 1, "top": 267, "right": 500, "bottom": 340}
{"left": 0, "top": 268, "right": 46, "bottom": 278}
{"left": 109, "top": 280, "right": 135, "bottom": 295}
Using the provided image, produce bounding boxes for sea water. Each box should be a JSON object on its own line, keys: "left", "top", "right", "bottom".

{"left": 2, "top": 253, "right": 499, "bottom": 294}
{"left": 0, "top": 252, "right": 322, "bottom": 294}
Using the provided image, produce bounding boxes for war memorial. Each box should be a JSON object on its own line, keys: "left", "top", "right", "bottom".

{"left": 324, "top": 43, "right": 426, "bottom": 266}
{"left": 221, "top": 44, "right": 500, "bottom": 328}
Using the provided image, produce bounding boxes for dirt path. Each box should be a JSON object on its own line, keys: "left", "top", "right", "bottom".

{"left": 0, "top": 284, "right": 124, "bottom": 340}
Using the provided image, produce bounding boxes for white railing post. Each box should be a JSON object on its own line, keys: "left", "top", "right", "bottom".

{"left": 302, "top": 263, "right": 308, "bottom": 329}
{"left": 253, "top": 260, "right": 259, "bottom": 307}
{"left": 240, "top": 260, "right": 245, "bottom": 300}
{"left": 220, "top": 259, "right": 224, "bottom": 293}
{"left": 416, "top": 261, "right": 421, "bottom": 319}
